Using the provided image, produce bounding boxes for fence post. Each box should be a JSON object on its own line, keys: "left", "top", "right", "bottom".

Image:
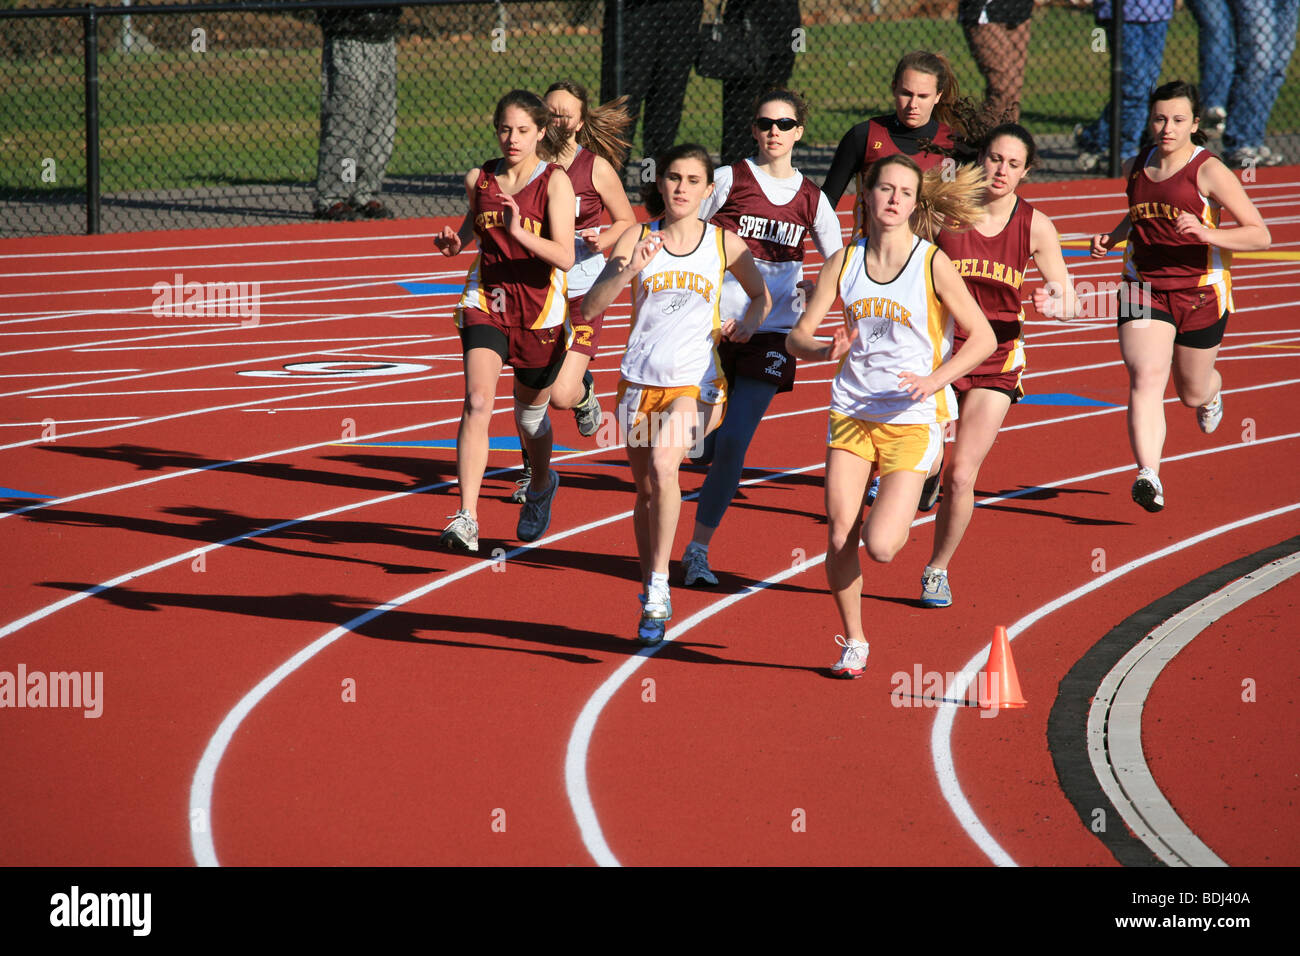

{"left": 83, "top": 4, "right": 101, "bottom": 234}
{"left": 1108, "top": 0, "right": 1124, "bottom": 178}
{"left": 613, "top": 0, "right": 624, "bottom": 99}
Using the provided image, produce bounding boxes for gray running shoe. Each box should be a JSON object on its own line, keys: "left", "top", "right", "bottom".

{"left": 682, "top": 545, "right": 718, "bottom": 587}
{"left": 510, "top": 463, "right": 532, "bottom": 504}
{"left": 574, "top": 379, "right": 603, "bottom": 438}
{"left": 1197, "top": 391, "right": 1223, "bottom": 434}
{"left": 516, "top": 470, "right": 559, "bottom": 542}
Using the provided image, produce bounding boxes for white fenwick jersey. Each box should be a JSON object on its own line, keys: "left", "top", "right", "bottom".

{"left": 830, "top": 236, "right": 957, "bottom": 424}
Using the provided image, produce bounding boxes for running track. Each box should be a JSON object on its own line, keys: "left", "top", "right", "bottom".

{"left": 1, "top": 171, "right": 1297, "bottom": 867}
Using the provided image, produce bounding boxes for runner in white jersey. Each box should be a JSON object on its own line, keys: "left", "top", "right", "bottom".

{"left": 582, "top": 143, "right": 770, "bottom": 645}
{"left": 678, "top": 90, "right": 844, "bottom": 589}
{"left": 787, "top": 154, "right": 994, "bottom": 678}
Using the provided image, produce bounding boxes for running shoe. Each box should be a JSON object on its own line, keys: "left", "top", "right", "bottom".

{"left": 682, "top": 544, "right": 718, "bottom": 587}
{"left": 511, "top": 448, "right": 532, "bottom": 504}
{"left": 439, "top": 509, "right": 479, "bottom": 553}
{"left": 918, "top": 457, "right": 943, "bottom": 512}
{"left": 574, "top": 377, "right": 602, "bottom": 438}
{"left": 830, "top": 635, "right": 869, "bottom": 679}
{"left": 1225, "top": 145, "right": 1284, "bottom": 169}
{"left": 1131, "top": 467, "right": 1165, "bottom": 513}
{"left": 1204, "top": 106, "right": 1226, "bottom": 135}
{"left": 1197, "top": 391, "right": 1223, "bottom": 434}
{"left": 920, "top": 567, "right": 952, "bottom": 608}
{"left": 866, "top": 475, "right": 880, "bottom": 505}
{"left": 637, "top": 583, "right": 672, "bottom": 645}
{"left": 516, "top": 470, "right": 559, "bottom": 541}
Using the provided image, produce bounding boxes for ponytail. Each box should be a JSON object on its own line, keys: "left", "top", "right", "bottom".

{"left": 544, "top": 80, "right": 634, "bottom": 168}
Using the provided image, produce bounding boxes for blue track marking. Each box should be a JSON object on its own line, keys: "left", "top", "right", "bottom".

{"left": 337, "top": 438, "right": 578, "bottom": 451}
{"left": 1, "top": 486, "right": 54, "bottom": 499}
{"left": 398, "top": 282, "right": 463, "bottom": 295}
{"left": 1020, "top": 393, "right": 1119, "bottom": 407}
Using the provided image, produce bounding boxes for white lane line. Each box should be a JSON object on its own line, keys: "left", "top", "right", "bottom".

{"left": 34, "top": 384, "right": 376, "bottom": 397}
{"left": 0, "top": 417, "right": 139, "bottom": 426}
{"left": 0, "top": 306, "right": 437, "bottom": 359}
{"left": 931, "top": 498, "right": 1300, "bottom": 868}
{"left": 0, "top": 372, "right": 441, "bottom": 452}
{"left": 1, "top": 255, "right": 457, "bottom": 281}
{"left": 0, "top": 370, "right": 140, "bottom": 378}
{"left": 74, "top": 333, "right": 436, "bottom": 352}
{"left": 568, "top": 432, "right": 1300, "bottom": 865}
{"left": 1089, "top": 550, "right": 1300, "bottom": 868}
{"left": 0, "top": 231, "right": 450, "bottom": 260}
{"left": 186, "top": 417, "right": 833, "bottom": 866}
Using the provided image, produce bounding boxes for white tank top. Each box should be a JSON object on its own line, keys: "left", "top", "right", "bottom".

{"left": 620, "top": 221, "right": 727, "bottom": 389}
{"left": 830, "top": 236, "right": 956, "bottom": 424}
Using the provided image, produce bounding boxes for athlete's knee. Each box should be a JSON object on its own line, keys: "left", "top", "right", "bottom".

{"left": 945, "top": 460, "right": 979, "bottom": 497}
{"left": 514, "top": 398, "right": 552, "bottom": 439}
{"left": 646, "top": 454, "right": 680, "bottom": 493}
{"left": 826, "top": 518, "right": 862, "bottom": 556}
{"left": 863, "top": 528, "right": 904, "bottom": 564}
{"left": 464, "top": 388, "right": 495, "bottom": 418}
{"left": 549, "top": 378, "right": 582, "bottom": 409}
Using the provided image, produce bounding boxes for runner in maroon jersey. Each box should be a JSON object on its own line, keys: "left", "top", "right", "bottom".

{"left": 677, "top": 89, "right": 843, "bottom": 588}
{"left": 920, "top": 123, "right": 1077, "bottom": 609}
{"left": 1092, "top": 81, "right": 1271, "bottom": 514}
{"left": 433, "top": 89, "right": 576, "bottom": 552}
{"left": 506, "top": 81, "right": 638, "bottom": 502}
{"left": 543, "top": 82, "right": 636, "bottom": 430}
{"left": 822, "top": 51, "right": 963, "bottom": 238}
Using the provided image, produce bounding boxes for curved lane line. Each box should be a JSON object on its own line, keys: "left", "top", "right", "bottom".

{"left": 567, "top": 432, "right": 1300, "bottom": 865}
{"left": 190, "top": 454, "right": 828, "bottom": 866}
{"left": 930, "top": 499, "right": 1300, "bottom": 867}
{"left": 1089, "top": 549, "right": 1300, "bottom": 867}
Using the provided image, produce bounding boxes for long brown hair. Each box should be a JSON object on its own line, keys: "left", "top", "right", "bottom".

{"left": 892, "top": 50, "right": 962, "bottom": 133}
{"left": 544, "top": 80, "right": 633, "bottom": 168}
{"left": 492, "top": 89, "right": 566, "bottom": 162}
{"left": 641, "top": 143, "right": 714, "bottom": 217}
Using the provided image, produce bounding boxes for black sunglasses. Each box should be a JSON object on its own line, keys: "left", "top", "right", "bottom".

{"left": 753, "top": 117, "right": 799, "bottom": 131}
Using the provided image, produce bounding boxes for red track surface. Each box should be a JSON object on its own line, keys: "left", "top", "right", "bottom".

{"left": 1, "top": 171, "right": 1297, "bottom": 867}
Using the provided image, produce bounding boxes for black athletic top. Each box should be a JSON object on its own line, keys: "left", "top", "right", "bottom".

{"left": 821, "top": 114, "right": 956, "bottom": 208}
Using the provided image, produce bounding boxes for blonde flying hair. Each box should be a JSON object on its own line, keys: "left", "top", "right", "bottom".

{"left": 865, "top": 153, "right": 988, "bottom": 241}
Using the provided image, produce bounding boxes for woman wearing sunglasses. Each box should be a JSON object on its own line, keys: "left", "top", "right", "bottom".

{"left": 678, "top": 90, "right": 843, "bottom": 588}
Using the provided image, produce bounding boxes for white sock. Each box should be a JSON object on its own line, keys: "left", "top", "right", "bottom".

{"left": 649, "top": 572, "right": 669, "bottom": 592}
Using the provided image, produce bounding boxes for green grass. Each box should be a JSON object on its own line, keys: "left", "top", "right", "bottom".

{"left": 3, "top": 7, "right": 1298, "bottom": 194}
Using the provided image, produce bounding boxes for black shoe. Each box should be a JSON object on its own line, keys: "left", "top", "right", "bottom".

{"left": 918, "top": 456, "right": 943, "bottom": 512}
{"left": 355, "top": 200, "right": 393, "bottom": 220}
{"left": 314, "top": 201, "right": 358, "bottom": 222}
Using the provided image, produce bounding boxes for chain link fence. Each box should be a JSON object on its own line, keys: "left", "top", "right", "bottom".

{"left": 2, "top": 0, "right": 1297, "bottom": 236}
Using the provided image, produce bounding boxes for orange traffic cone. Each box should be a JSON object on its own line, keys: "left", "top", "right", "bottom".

{"left": 978, "top": 625, "right": 1026, "bottom": 710}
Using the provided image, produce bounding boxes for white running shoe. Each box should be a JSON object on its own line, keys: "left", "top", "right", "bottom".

{"left": 439, "top": 509, "right": 479, "bottom": 552}
{"left": 1197, "top": 391, "right": 1223, "bottom": 434}
{"left": 920, "top": 567, "right": 952, "bottom": 608}
{"left": 637, "top": 582, "right": 672, "bottom": 645}
{"left": 830, "top": 635, "right": 869, "bottom": 679}
{"left": 1131, "top": 467, "right": 1165, "bottom": 513}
